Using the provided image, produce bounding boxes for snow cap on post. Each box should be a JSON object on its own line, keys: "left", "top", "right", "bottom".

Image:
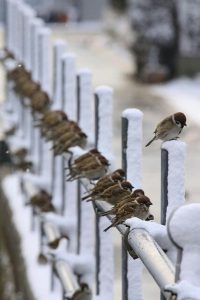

{"left": 53, "top": 40, "right": 67, "bottom": 108}
{"left": 168, "top": 204, "right": 200, "bottom": 289}
{"left": 161, "top": 140, "right": 186, "bottom": 221}
{"left": 62, "top": 53, "right": 77, "bottom": 120}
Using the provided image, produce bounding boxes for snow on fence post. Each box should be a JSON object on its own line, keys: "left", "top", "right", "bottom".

{"left": 94, "top": 86, "right": 114, "bottom": 298}
{"left": 62, "top": 52, "right": 78, "bottom": 253}
{"left": 76, "top": 69, "right": 94, "bottom": 270}
{"left": 37, "top": 27, "right": 54, "bottom": 193}
{"left": 121, "top": 109, "right": 143, "bottom": 300}
{"left": 23, "top": 6, "right": 35, "bottom": 72}
{"left": 30, "top": 18, "right": 43, "bottom": 169}
{"left": 167, "top": 203, "right": 200, "bottom": 299}
{"left": 51, "top": 40, "right": 67, "bottom": 212}
{"left": 161, "top": 141, "right": 186, "bottom": 224}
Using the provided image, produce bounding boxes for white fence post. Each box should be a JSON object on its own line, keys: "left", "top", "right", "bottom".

{"left": 121, "top": 109, "right": 143, "bottom": 300}
{"left": 94, "top": 86, "right": 114, "bottom": 299}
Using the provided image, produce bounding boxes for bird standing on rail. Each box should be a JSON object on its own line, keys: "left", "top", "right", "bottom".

{"left": 145, "top": 112, "right": 187, "bottom": 147}
{"left": 104, "top": 195, "right": 152, "bottom": 232}
{"left": 87, "top": 181, "right": 133, "bottom": 205}
{"left": 82, "top": 173, "right": 124, "bottom": 201}
{"left": 66, "top": 155, "right": 110, "bottom": 181}
{"left": 99, "top": 189, "right": 145, "bottom": 216}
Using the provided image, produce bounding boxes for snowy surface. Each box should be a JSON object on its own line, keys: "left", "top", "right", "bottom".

{"left": 2, "top": 174, "right": 61, "bottom": 300}
{"left": 162, "top": 140, "right": 186, "bottom": 220}
{"left": 122, "top": 108, "right": 143, "bottom": 300}
{"left": 168, "top": 204, "right": 200, "bottom": 286}
{"left": 153, "top": 77, "right": 200, "bottom": 126}
{"left": 165, "top": 280, "right": 200, "bottom": 300}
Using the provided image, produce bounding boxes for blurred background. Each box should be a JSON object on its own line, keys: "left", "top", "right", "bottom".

{"left": 0, "top": 0, "right": 200, "bottom": 299}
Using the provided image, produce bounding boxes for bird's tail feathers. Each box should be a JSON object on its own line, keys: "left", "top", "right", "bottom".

{"left": 104, "top": 223, "right": 114, "bottom": 232}
{"left": 145, "top": 136, "right": 156, "bottom": 147}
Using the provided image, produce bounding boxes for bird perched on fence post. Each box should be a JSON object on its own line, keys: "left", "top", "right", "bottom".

{"left": 145, "top": 112, "right": 187, "bottom": 147}
{"left": 104, "top": 195, "right": 152, "bottom": 231}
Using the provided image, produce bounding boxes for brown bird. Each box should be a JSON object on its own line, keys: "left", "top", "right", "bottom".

{"left": 12, "top": 147, "right": 28, "bottom": 160}
{"left": 21, "top": 80, "right": 40, "bottom": 98}
{"left": 48, "top": 120, "right": 79, "bottom": 141}
{"left": 15, "top": 161, "right": 33, "bottom": 172}
{"left": 88, "top": 168, "right": 125, "bottom": 190}
{"left": 67, "top": 156, "right": 110, "bottom": 181}
{"left": 53, "top": 132, "right": 87, "bottom": 155}
{"left": 30, "top": 91, "right": 50, "bottom": 113}
{"left": 87, "top": 181, "right": 134, "bottom": 205}
{"left": 82, "top": 173, "right": 124, "bottom": 201}
{"left": 99, "top": 189, "right": 145, "bottom": 216}
{"left": 73, "top": 148, "right": 100, "bottom": 165}
{"left": 39, "top": 110, "right": 68, "bottom": 128}
{"left": 146, "top": 112, "right": 187, "bottom": 147}
{"left": 28, "top": 190, "right": 52, "bottom": 209}
{"left": 104, "top": 195, "right": 152, "bottom": 231}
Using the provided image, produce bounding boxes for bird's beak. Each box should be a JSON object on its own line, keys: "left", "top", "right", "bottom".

{"left": 184, "top": 123, "right": 187, "bottom": 126}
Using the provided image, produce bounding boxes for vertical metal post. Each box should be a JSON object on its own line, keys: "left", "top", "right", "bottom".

{"left": 94, "top": 93, "right": 100, "bottom": 294}
{"left": 76, "top": 74, "right": 81, "bottom": 255}
{"left": 161, "top": 149, "right": 168, "bottom": 226}
{"left": 160, "top": 149, "right": 168, "bottom": 300}
{"left": 121, "top": 116, "right": 128, "bottom": 300}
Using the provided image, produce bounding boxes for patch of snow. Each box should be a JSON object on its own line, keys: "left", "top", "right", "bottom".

{"left": 153, "top": 77, "right": 200, "bottom": 126}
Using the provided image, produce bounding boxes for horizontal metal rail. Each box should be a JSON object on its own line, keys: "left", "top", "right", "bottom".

{"left": 92, "top": 199, "right": 175, "bottom": 299}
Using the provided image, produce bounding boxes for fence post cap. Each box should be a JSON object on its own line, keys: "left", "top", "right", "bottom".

{"left": 161, "top": 140, "right": 186, "bottom": 151}
{"left": 95, "top": 85, "right": 113, "bottom": 95}
{"left": 168, "top": 203, "right": 200, "bottom": 248}
{"left": 122, "top": 108, "right": 143, "bottom": 119}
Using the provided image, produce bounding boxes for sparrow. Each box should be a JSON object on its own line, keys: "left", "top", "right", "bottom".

{"left": 88, "top": 168, "right": 125, "bottom": 189}
{"left": 21, "top": 80, "right": 40, "bottom": 98}
{"left": 30, "top": 91, "right": 50, "bottom": 113}
{"left": 99, "top": 189, "right": 145, "bottom": 216}
{"left": 12, "top": 147, "right": 28, "bottom": 161}
{"left": 73, "top": 149, "right": 100, "bottom": 164}
{"left": 39, "top": 110, "right": 68, "bottom": 128}
{"left": 15, "top": 161, "right": 33, "bottom": 172}
{"left": 53, "top": 132, "right": 87, "bottom": 155}
{"left": 82, "top": 173, "right": 124, "bottom": 201}
{"left": 145, "top": 112, "right": 187, "bottom": 147}
{"left": 47, "top": 121, "right": 81, "bottom": 142}
{"left": 104, "top": 195, "right": 152, "bottom": 231}
{"left": 28, "top": 190, "right": 52, "bottom": 209}
{"left": 87, "top": 181, "right": 134, "bottom": 205}
{"left": 67, "top": 156, "right": 110, "bottom": 181}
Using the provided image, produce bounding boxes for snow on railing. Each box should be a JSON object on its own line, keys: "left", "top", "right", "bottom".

{"left": 1, "top": 1, "right": 200, "bottom": 300}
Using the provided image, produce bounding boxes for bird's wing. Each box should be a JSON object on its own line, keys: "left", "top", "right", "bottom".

{"left": 155, "top": 116, "right": 172, "bottom": 135}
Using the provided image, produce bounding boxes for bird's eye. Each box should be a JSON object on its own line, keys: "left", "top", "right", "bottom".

{"left": 176, "top": 120, "right": 180, "bottom": 125}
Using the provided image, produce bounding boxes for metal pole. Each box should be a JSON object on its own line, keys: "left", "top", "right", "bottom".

{"left": 161, "top": 149, "right": 168, "bottom": 226}
{"left": 94, "top": 93, "right": 100, "bottom": 294}
{"left": 121, "top": 116, "right": 128, "bottom": 300}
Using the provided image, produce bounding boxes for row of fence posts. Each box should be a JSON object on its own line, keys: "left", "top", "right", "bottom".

{"left": 2, "top": 0, "right": 199, "bottom": 300}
